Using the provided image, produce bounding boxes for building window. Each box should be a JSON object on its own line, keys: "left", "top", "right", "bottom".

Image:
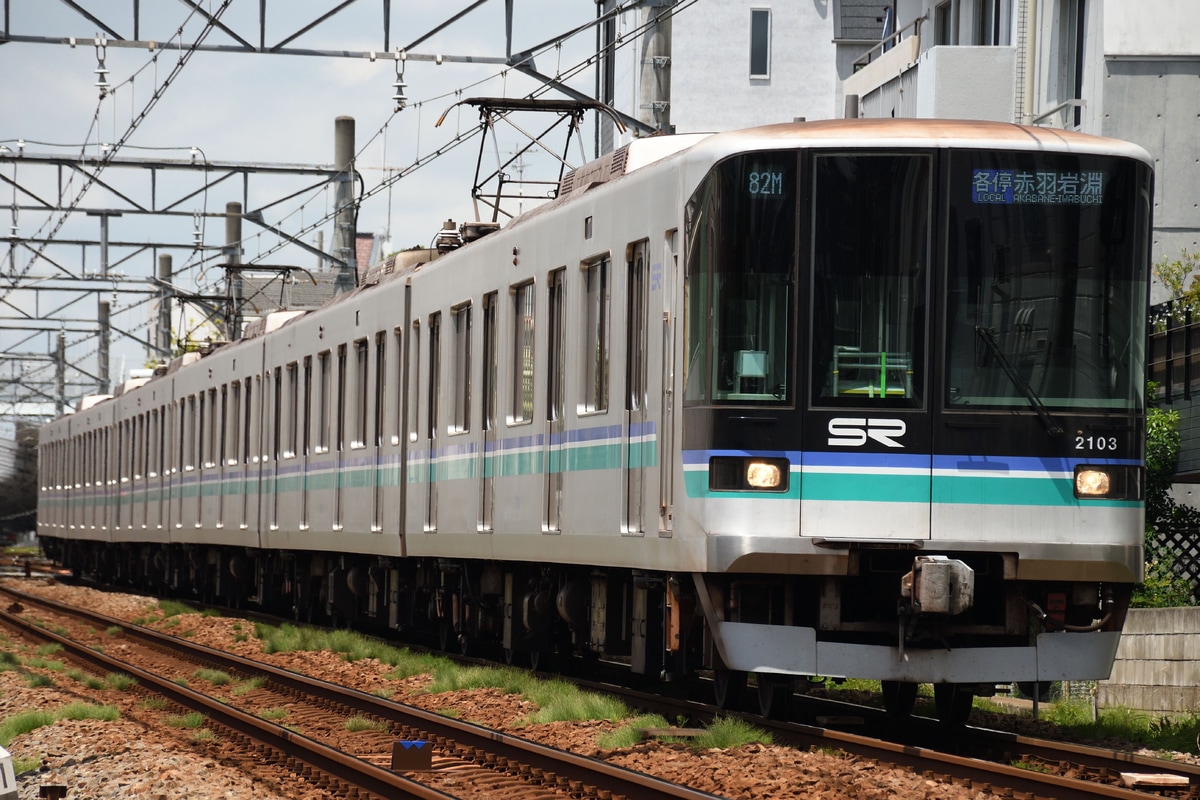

{"left": 935, "top": 1, "right": 959, "bottom": 45}
{"left": 975, "top": 0, "right": 1001, "bottom": 45}
{"left": 750, "top": 8, "right": 771, "bottom": 79}
{"left": 1057, "top": 0, "right": 1085, "bottom": 128}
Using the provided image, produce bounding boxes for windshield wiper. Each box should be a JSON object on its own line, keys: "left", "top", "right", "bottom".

{"left": 974, "top": 325, "right": 1064, "bottom": 437}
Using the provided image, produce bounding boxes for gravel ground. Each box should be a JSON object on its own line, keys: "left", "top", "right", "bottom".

{"left": 0, "top": 577, "right": 1167, "bottom": 800}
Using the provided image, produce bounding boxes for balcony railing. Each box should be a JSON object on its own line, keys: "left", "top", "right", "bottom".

{"left": 1150, "top": 302, "right": 1200, "bottom": 403}
{"left": 852, "top": 14, "right": 926, "bottom": 72}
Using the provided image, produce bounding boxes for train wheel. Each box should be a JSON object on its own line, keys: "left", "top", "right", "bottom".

{"left": 756, "top": 675, "right": 792, "bottom": 720}
{"left": 438, "top": 622, "right": 453, "bottom": 652}
{"left": 934, "top": 683, "right": 975, "bottom": 725}
{"left": 713, "top": 667, "right": 747, "bottom": 710}
{"left": 881, "top": 680, "right": 919, "bottom": 717}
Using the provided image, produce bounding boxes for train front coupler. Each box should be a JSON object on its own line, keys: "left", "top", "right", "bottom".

{"left": 896, "top": 555, "right": 976, "bottom": 659}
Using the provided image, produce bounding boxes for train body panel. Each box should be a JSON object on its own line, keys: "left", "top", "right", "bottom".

{"left": 39, "top": 119, "right": 1154, "bottom": 704}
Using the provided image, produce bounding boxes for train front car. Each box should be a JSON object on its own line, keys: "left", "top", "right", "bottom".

{"left": 682, "top": 120, "right": 1152, "bottom": 721}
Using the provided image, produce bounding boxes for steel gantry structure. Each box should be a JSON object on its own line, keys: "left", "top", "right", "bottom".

{"left": 1, "top": 0, "right": 663, "bottom": 423}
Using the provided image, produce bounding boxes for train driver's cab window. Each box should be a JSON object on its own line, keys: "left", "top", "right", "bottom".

{"left": 811, "top": 153, "right": 930, "bottom": 408}
{"left": 684, "top": 151, "right": 795, "bottom": 405}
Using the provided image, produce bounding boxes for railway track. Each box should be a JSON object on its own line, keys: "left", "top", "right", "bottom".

{"left": 0, "top": 583, "right": 725, "bottom": 800}
{"left": 578, "top": 679, "right": 1200, "bottom": 800}
{"left": 3, "top": 579, "right": 1196, "bottom": 800}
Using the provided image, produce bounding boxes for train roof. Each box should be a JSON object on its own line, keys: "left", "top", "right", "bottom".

{"left": 686, "top": 117, "right": 1154, "bottom": 165}
{"left": 526, "top": 117, "right": 1153, "bottom": 229}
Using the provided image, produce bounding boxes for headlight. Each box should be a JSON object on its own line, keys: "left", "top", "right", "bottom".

{"left": 746, "top": 461, "right": 782, "bottom": 488}
{"left": 1073, "top": 465, "right": 1142, "bottom": 500}
{"left": 1075, "top": 468, "right": 1111, "bottom": 496}
{"left": 709, "top": 456, "right": 789, "bottom": 492}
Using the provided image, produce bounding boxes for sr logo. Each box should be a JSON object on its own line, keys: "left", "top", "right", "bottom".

{"left": 827, "top": 417, "right": 907, "bottom": 448}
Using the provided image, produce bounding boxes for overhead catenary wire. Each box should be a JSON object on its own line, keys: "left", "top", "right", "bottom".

{"left": 3, "top": 0, "right": 702, "bottom": 413}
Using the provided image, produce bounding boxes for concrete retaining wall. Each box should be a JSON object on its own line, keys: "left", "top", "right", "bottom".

{"left": 1097, "top": 607, "right": 1200, "bottom": 714}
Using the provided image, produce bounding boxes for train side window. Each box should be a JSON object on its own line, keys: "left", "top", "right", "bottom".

{"left": 207, "top": 387, "right": 219, "bottom": 468}
{"left": 302, "top": 356, "right": 312, "bottom": 456}
{"left": 317, "top": 350, "right": 331, "bottom": 453}
{"left": 353, "top": 339, "right": 368, "bottom": 448}
{"left": 270, "top": 367, "right": 282, "bottom": 461}
{"left": 198, "top": 391, "right": 207, "bottom": 468}
{"left": 285, "top": 362, "right": 299, "bottom": 458}
{"left": 684, "top": 150, "right": 796, "bottom": 406}
{"left": 241, "top": 379, "right": 252, "bottom": 464}
{"left": 482, "top": 293, "right": 498, "bottom": 431}
{"left": 228, "top": 382, "right": 241, "bottom": 465}
{"left": 134, "top": 415, "right": 144, "bottom": 481}
{"left": 451, "top": 303, "right": 472, "bottom": 434}
{"left": 811, "top": 153, "right": 929, "bottom": 408}
{"left": 374, "top": 331, "right": 386, "bottom": 447}
{"left": 149, "top": 409, "right": 159, "bottom": 478}
{"left": 218, "top": 386, "right": 227, "bottom": 467}
{"left": 428, "top": 312, "right": 442, "bottom": 442}
{"left": 581, "top": 258, "right": 609, "bottom": 413}
{"left": 337, "top": 344, "right": 348, "bottom": 452}
{"left": 409, "top": 322, "right": 421, "bottom": 443}
{"left": 547, "top": 270, "right": 566, "bottom": 421}
{"left": 392, "top": 327, "right": 404, "bottom": 445}
{"left": 511, "top": 281, "right": 535, "bottom": 424}
{"left": 187, "top": 395, "right": 198, "bottom": 470}
{"left": 141, "top": 413, "right": 150, "bottom": 478}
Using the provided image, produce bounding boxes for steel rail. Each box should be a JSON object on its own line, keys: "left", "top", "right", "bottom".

{"left": 0, "top": 585, "right": 725, "bottom": 800}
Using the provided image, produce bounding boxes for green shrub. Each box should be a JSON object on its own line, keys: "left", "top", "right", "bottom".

{"left": 0, "top": 710, "right": 55, "bottom": 747}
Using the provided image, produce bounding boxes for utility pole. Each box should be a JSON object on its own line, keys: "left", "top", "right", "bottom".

{"left": 158, "top": 254, "right": 173, "bottom": 357}
{"left": 638, "top": 0, "right": 673, "bottom": 135}
{"left": 98, "top": 301, "right": 110, "bottom": 393}
{"left": 333, "top": 116, "right": 358, "bottom": 295}
{"left": 226, "top": 202, "right": 243, "bottom": 340}
{"left": 55, "top": 332, "right": 65, "bottom": 417}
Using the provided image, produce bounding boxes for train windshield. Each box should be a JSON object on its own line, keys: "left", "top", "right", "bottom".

{"left": 810, "top": 153, "right": 931, "bottom": 408}
{"left": 685, "top": 151, "right": 796, "bottom": 405}
{"left": 944, "top": 151, "right": 1150, "bottom": 412}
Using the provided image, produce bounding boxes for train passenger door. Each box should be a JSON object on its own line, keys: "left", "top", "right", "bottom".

{"left": 624, "top": 241, "right": 650, "bottom": 535}
{"left": 658, "top": 233, "right": 678, "bottom": 536}
{"left": 425, "top": 315, "right": 440, "bottom": 531}
{"left": 802, "top": 152, "right": 933, "bottom": 541}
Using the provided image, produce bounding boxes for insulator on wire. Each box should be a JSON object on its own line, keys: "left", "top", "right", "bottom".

{"left": 392, "top": 49, "right": 407, "bottom": 112}
{"left": 94, "top": 36, "right": 110, "bottom": 98}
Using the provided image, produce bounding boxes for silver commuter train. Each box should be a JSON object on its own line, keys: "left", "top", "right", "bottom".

{"left": 38, "top": 118, "right": 1152, "bottom": 722}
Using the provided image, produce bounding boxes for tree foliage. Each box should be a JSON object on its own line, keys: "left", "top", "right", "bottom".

{"left": 1135, "top": 383, "right": 1198, "bottom": 607}
{"left": 1152, "top": 247, "right": 1200, "bottom": 330}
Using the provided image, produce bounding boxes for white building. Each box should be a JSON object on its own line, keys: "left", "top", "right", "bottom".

{"left": 844, "top": 0, "right": 1200, "bottom": 276}
{"left": 602, "top": 0, "right": 1197, "bottom": 274}
{"left": 599, "top": 0, "right": 887, "bottom": 143}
